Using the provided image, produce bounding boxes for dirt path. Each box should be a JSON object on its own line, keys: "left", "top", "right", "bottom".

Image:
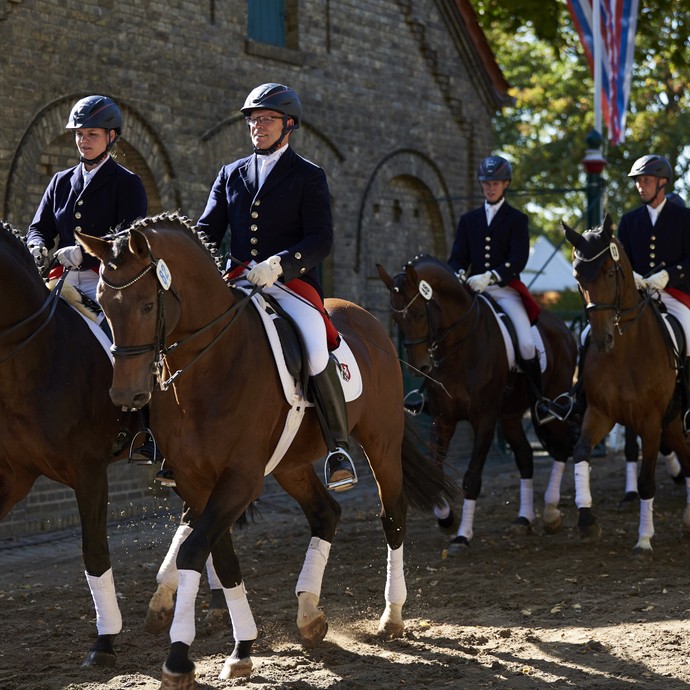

{"left": 1, "top": 446, "right": 690, "bottom": 689}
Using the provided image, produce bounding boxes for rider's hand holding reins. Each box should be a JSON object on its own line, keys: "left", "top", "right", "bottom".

{"left": 633, "top": 271, "right": 647, "bottom": 290}
{"left": 28, "top": 241, "right": 48, "bottom": 269}
{"left": 55, "top": 245, "right": 83, "bottom": 269}
{"left": 246, "top": 255, "right": 282, "bottom": 288}
{"left": 646, "top": 269, "right": 669, "bottom": 291}
{"left": 467, "top": 271, "right": 494, "bottom": 293}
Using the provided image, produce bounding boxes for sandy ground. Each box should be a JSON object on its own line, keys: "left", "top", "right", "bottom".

{"left": 1, "top": 437, "right": 690, "bottom": 690}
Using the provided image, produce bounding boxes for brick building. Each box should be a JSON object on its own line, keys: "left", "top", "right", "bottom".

{"left": 0, "top": 0, "right": 509, "bottom": 538}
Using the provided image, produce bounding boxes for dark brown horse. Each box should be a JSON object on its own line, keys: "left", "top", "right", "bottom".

{"left": 377, "top": 255, "right": 578, "bottom": 554}
{"left": 0, "top": 220, "right": 136, "bottom": 667}
{"left": 564, "top": 216, "right": 690, "bottom": 554}
{"left": 77, "top": 212, "right": 457, "bottom": 688}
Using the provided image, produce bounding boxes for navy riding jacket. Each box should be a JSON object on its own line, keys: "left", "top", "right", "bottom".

{"left": 27, "top": 157, "right": 147, "bottom": 271}
{"left": 618, "top": 200, "right": 690, "bottom": 296}
{"left": 448, "top": 201, "right": 529, "bottom": 285}
{"left": 196, "top": 146, "right": 333, "bottom": 298}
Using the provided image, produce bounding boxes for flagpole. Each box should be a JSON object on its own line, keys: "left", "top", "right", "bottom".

{"left": 593, "top": 0, "right": 602, "bottom": 134}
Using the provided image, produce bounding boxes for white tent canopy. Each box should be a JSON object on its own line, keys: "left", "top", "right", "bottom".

{"left": 523, "top": 236, "right": 578, "bottom": 293}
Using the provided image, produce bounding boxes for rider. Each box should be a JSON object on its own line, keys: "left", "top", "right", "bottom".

{"left": 618, "top": 154, "right": 690, "bottom": 432}
{"left": 448, "top": 155, "right": 567, "bottom": 424}
{"left": 196, "top": 83, "right": 357, "bottom": 491}
{"left": 25, "top": 95, "right": 158, "bottom": 463}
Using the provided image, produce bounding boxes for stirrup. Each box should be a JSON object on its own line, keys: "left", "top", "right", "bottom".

{"left": 534, "top": 394, "right": 573, "bottom": 426}
{"left": 683, "top": 409, "right": 690, "bottom": 436}
{"left": 324, "top": 448, "right": 358, "bottom": 492}
{"left": 154, "top": 462, "right": 176, "bottom": 488}
{"left": 403, "top": 389, "right": 425, "bottom": 416}
{"left": 128, "top": 429, "right": 160, "bottom": 465}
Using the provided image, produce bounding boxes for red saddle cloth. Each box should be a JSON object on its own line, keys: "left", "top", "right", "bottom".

{"left": 508, "top": 279, "right": 542, "bottom": 325}
{"left": 224, "top": 267, "right": 340, "bottom": 350}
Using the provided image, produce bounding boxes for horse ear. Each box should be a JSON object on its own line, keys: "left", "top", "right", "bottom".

{"left": 562, "top": 221, "right": 583, "bottom": 250}
{"left": 602, "top": 214, "right": 614, "bottom": 237}
{"left": 404, "top": 264, "right": 418, "bottom": 287}
{"left": 129, "top": 228, "right": 152, "bottom": 262}
{"left": 376, "top": 263, "right": 395, "bottom": 290}
{"left": 75, "top": 230, "right": 111, "bottom": 262}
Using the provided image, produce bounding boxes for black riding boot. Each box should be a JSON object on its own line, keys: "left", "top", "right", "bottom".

{"left": 310, "top": 357, "right": 357, "bottom": 492}
{"left": 130, "top": 408, "right": 174, "bottom": 487}
{"left": 682, "top": 357, "right": 690, "bottom": 435}
{"left": 521, "top": 355, "right": 571, "bottom": 426}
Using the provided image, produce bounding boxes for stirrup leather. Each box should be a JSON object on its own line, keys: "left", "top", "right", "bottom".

{"left": 323, "top": 448, "right": 358, "bottom": 491}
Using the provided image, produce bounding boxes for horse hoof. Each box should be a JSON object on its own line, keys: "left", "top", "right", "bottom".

{"left": 618, "top": 492, "right": 639, "bottom": 511}
{"left": 219, "top": 656, "right": 253, "bottom": 680}
{"left": 543, "top": 515, "right": 563, "bottom": 534}
{"left": 579, "top": 522, "right": 602, "bottom": 543}
{"left": 507, "top": 516, "right": 532, "bottom": 536}
{"left": 446, "top": 536, "right": 470, "bottom": 558}
{"left": 377, "top": 619, "right": 404, "bottom": 639}
{"left": 437, "top": 510, "right": 460, "bottom": 535}
{"left": 632, "top": 546, "right": 653, "bottom": 561}
{"left": 145, "top": 607, "right": 174, "bottom": 634}
{"left": 81, "top": 649, "right": 116, "bottom": 668}
{"left": 299, "top": 612, "right": 329, "bottom": 649}
{"left": 200, "top": 607, "right": 230, "bottom": 636}
{"left": 160, "top": 665, "right": 195, "bottom": 690}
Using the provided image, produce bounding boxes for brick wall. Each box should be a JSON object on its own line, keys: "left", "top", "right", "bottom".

{"left": 0, "top": 0, "right": 499, "bottom": 538}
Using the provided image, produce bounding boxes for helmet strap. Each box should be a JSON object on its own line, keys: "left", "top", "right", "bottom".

{"left": 79, "top": 130, "right": 119, "bottom": 166}
{"left": 644, "top": 180, "right": 665, "bottom": 206}
{"left": 253, "top": 116, "right": 294, "bottom": 156}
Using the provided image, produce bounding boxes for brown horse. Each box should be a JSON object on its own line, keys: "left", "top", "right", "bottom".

{"left": 0, "top": 220, "right": 137, "bottom": 667}
{"left": 564, "top": 216, "right": 690, "bottom": 554}
{"left": 377, "top": 255, "right": 578, "bottom": 554}
{"left": 77, "top": 212, "right": 457, "bottom": 688}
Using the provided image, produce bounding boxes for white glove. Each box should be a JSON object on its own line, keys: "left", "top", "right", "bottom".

{"left": 455, "top": 269, "right": 466, "bottom": 283}
{"left": 55, "top": 245, "right": 83, "bottom": 269}
{"left": 28, "top": 241, "right": 48, "bottom": 269}
{"left": 632, "top": 271, "right": 647, "bottom": 290}
{"left": 646, "top": 269, "right": 669, "bottom": 291}
{"left": 246, "top": 255, "right": 282, "bottom": 288}
{"left": 467, "top": 271, "right": 493, "bottom": 293}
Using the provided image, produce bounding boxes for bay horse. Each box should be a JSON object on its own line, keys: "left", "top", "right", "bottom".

{"left": 563, "top": 215, "right": 690, "bottom": 554}
{"left": 76, "top": 212, "right": 457, "bottom": 688}
{"left": 0, "top": 220, "right": 136, "bottom": 667}
{"left": 377, "top": 255, "right": 578, "bottom": 554}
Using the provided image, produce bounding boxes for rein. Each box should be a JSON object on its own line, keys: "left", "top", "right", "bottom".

{"left": 100, "top": 258, "right": 258, "bottom": 391}
{"left": 0, "top": 270, "right": 69, "bottom": 365}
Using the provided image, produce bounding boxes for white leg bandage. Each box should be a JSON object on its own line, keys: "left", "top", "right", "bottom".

{"left": 295, "top": 537, "right": 331, "bottom": 597}
{"left": 663, "top": 452, "right": 682, "bottom": 479}
{"left": 574, "top": 462, "right": 592, "bottom": 509}
{"left": 384, "top": 545, "right": 407, "bottom": 606}
{"left": 458, "top": 499, "right": 476, "bottom": 541}
{"left": 433, "top": 499, "right": 451, "bottom": 521}
{"left": 223, "top": 581, "right": 258, "bottom": 642}
{"left": 625, "top": 461, "right": 638, "bottom": 494}
{"left": 639, "top": 498, "right": 654, "bottom": 540}
{"left": 157, "top": 524, "right": 193, "bottom": 590}
{"left": 544, "top": 461, "right": 565, "bottom": 507}
{"left": 519, "top": 478, "right": 535, "bottom": 522}
{"left": 169, "top": 569, "right": 201, "bottom": 646}
{"left": 85, "top": 568, "right": 122, "bottom": 636}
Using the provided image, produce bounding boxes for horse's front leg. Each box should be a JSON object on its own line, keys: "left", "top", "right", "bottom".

{"left": 572, "top": 410, "right": 611, "bottom": 543}
{"left": 75, "top": 474, "right": 121, "bottom": 668}
{"left": 619, "top": 426, "right": 641, "bottom": 511}
{"left": 447, "top": 416, "right": 499, "bottom": 556}
{"left": 634, "top": 429, "right": 662, "bottom": 557}
{"left": 500, "top": 412, "right": 536, "bottom": 536}
{"left": 429, "top": 418, "right": 460, "bottom": 535}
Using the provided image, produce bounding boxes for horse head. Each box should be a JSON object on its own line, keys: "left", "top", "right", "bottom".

{"left": 563, "top": 214, "right": 636, "bottom": 353}
{"left": 76, "top": 213, "right": 218, "bottom": 410}
{"left": 377, "top": 255, "right": 469, "bottom": 373}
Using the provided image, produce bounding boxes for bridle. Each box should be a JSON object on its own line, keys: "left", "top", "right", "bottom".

{"left": 574, "top": 240, "right": 651, "bottom": 335}
{"left": 0, "top": 270, "right": 68, "bottom": 365}
{"left": 99, "top": 254, "right": 257, "bottom": 391}
{"left": 390, "top": 274, "right": 480, "bottom": 369}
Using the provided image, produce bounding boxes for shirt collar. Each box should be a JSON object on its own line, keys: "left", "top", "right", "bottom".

{"left": 81, "top": 154, "right": 110, "bottom": 186}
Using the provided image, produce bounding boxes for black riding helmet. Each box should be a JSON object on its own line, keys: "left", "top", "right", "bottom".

{"left": 627, "top": 154, "right": 673, "bottom": 206}
{"left": 66, "top": 95, "right": 122, "bottom": 165}
{"left": 477, "top": 155, "right": 512, "bottom": 182}
{"left": 241, "top": 83, "right": 302, "bottom": 155}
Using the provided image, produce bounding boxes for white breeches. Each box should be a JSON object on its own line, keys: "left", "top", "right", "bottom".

{"left": 484, "top": 284, "right": 535, "bottom": 360}
{"left": 64, "top": 268, "right": 100, "bottom": 303}
{"left": 260, "top": 283, "right": 329, "bottom": 375}
{"left": 659, "top": 291, "right": 690, "bottom": 356}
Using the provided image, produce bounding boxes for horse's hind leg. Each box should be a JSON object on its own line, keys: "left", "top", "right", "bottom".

{"left": 272, "top": 466, "right": 341, "bottom": 648}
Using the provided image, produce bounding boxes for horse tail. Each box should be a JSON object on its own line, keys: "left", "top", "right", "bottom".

{"left": 401, "top": 415, "right": 460, "bottom": 512}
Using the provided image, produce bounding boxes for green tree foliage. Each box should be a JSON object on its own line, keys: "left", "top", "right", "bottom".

{"left": 472, "top": 0, "right": 690, "bottom": 240}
